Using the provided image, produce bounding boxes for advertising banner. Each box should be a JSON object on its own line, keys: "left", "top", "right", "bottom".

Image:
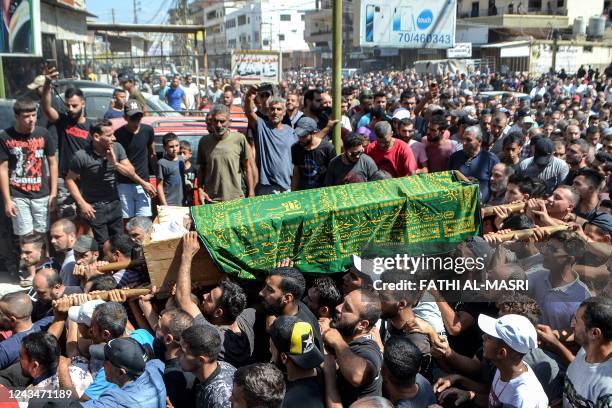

{"left": 357, "top": 0, "right": 456, "bottom": 49}
{"left": 0, "top": 0, "right": 42, "bottom": 56}
{"left": 192, "top": 172, "right": 480, "bottom": 279}
{"left": 231, "top": 50, "right": 281, "bottom": 84}
{"left": 447, "top": 42, "right": 472, "bottom": 58}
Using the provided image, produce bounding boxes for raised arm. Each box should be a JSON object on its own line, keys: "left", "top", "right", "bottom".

{"left": 175, "top": 232, "right": 202, "bottom": 317}
{"left": 243, "top": 86, "right": 259, "bottom": 131}
{"left": 41, "top": 68, "right": 60, "bottom": 124}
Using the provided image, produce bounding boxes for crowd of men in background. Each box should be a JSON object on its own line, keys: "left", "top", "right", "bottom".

{"left": 0, "top": 62, "right": 609, "bottom": 407}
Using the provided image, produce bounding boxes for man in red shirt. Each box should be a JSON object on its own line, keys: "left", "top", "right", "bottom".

{"left": 365, "top": 121, "right": 416, "bottom": 177}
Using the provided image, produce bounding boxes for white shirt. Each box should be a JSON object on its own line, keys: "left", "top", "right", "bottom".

{"left": 489, "top": 363, "right": 548, "bottom": 408}
{"left": 182, "top": 84, "right": 198, "bottom": 110}
{"left": 60, "top": 249, "right": 78, "bottom": 286}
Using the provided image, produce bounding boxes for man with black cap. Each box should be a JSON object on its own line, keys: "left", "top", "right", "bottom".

{"left": 269, "top": 316, "right": 325, "bottom": 408}
{"left": 71, "top": 235, "right": 100, "bottom": 283}
{"left": 83, "top": 337, "right": 166, "bottom": 407}
{"left": 516, "top": 137, "right": 569, "bottom": 194}
{"left": 114, "top": 100, "right": 157, "bottom": 221}
{"left": 291, "top": 117, "right": 336, "bottom": 191}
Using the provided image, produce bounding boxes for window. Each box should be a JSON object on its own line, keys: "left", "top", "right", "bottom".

{"left": 206, "top": 11, "right": 216, "bottom": 21}
{"left": 301, "top": 14, "right": 305, "bottom": 21}
{"left": 254, "top": 31, "right": 259, "bottom": 42}
{"left": 280, "top": 14, "right": 291, "bottom": 21}
{"left": 228, "top": 39, "right": 237, "bottom": 48}
{"left": 263, "top": 39, "right": 269, "bottom": 46}
{"left": 557, "top": 0, "right": 563, "bottom": 6}
{"left": 225, "top": 19, "right": 236, "bottom": 29}
{"left": 528, "top": 0, "right": 542, "bottom": 11}
{"left": 238, "top": 15, "right": 247, "bottom": 25}
{"left": 279, "top": 34, "right": 285, "bottom": 41}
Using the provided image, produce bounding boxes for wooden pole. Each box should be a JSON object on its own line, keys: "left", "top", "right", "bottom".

{"left": 96, "top": 259, "right": 145, "bottom": 273}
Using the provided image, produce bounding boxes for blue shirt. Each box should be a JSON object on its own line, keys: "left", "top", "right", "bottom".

{"left": 103, "top": 108, "right": 124, "bottom": 120}
{"left": 449, "top": 149, "right": 499, "bottom": 203}
{"left": 253, "top": 116, "right": 297, "bottom": 190}
{"left": 83, "top": 359, "right": 166, "bottom": 408}
{"left": 0, "top": 316, "right": 53, "bottom": 369}
{"left": 165, "top": 86, "right": 185, "bottom": 111}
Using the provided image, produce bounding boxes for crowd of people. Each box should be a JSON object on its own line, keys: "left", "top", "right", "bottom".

{"left": 0, "top": 62, "right": 610, "bottom": 407}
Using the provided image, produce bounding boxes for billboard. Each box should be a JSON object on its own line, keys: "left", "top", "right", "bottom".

{"left": 0, "top": 0, "right": 42, "bottom": 56}
{"left": 231, "top": 50, "right": 281, "bottom": 84}
{"left": 357, "top": 0, "right": 456, "bottom": 49}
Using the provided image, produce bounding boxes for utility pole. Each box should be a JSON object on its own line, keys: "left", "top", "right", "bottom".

{"left": 332, "top": 0, "right": 342, "bottom": 154}
{"left": 133, "top": 0, "right": 140, "bottom": 24}
{"left": 112, "top": 8, "right": 116, "bottom": 24}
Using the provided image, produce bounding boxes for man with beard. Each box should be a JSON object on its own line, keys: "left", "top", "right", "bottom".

{"left": 378, "top": 270, "right": 433, "bottom": 378}
{"left": 269, "top": 316, "right": 325, "bottom": 408}
{"left": 564, "top": 297, "right": 612, "bottom": 407}
{"left": 357, "top": 92, "right": 388, "bottom": 129}
{"left": 259, "top": 265, "right": 323, "bottom": 352}
{"left": 291, "top": 117, "right": 336, "bottom": 190}
{"left": 487, "top": 163, "right": 514, "bottom": 206}
{"left": 516, "top": 138, "right": 568, "bottom": 194}
{"left": 349, "top": 91, "right": 374, "bottom": 130}
{"left": 175, "top": 232, "right": 256, "bottom": 368}
{"left": 153, "top": 308, "right": 196, "bottom": 408}
{"left": 19, "top": 233, "right": 57, "bottom": 288}
{"left": 365, "top": 121, "right": 417, "bottom": 178}
{"left": 528, "top": 230, "right": 591, "bottom": 333}
{"left": 245, "top": 89, "right": 297, "bottom": 195}
{"left": 17, "top": 332, "right": 61, "bottom": 400}
{"left": 119, "top": 74, "right": 147, "bottom": 114}
{"left": 284, "top": 93, "right": 303, "bottom": 127}
{"left": 302, "top": 89, "right": 330, "bottom": 132}
{"left": 31, "top": 268, "right": 81, "bottom": 323}
{"left": 449, "top": 125, "right": 499, "bottom": 203}
{"left": 65, "top": 120, "right": 156, "bottom": 250}
{"left": 325, "top": 133, "right": 378, "bottom": 186}
{"left": 115, "top": 101, "right": 157, "bottom": 220}
{"left": 399, "top": 91, "right": 417, "bottom": 119}
{"left": 303, "top": 276, "right": 343, "bottom": 320}
{"left": 40, "top": 68, "right": 91, "bottom": 217}
{"left": 564, "top": 139, "right": 590, "bottom": 185}
{"left": 197, "top": 104, "right": 254, "bottom": 201}
{"left": 487, "top": 112, "right": 510, "bottom": 154}
{"left": 104, "top": 89, "right": 127, "bottom": 119}
{"left": 178, "top": 325, "right": 235, "bottom": 408}
{"left": 0, "top": 292, "right": 53, "bottom": 370}
{"left": 424, "top": 116, "right": 457, "bottom": 173}
{"left": 49, "top": 219, "right": 78, "bottom": 286}
{"left": 322, "top": 287, "right": 382, "bottom": 406}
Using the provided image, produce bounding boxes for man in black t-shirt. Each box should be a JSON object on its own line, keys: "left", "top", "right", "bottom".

{"left": 259, "top": 265, "right": 324, "bottom": 353}
{"left": 175, "top": 232, "right": 256, "bottom": 368}
{"left": 0, "top": 98, "right": 57, "bottom": 239}
{"left": 269, "top": 316, "right": 325, "bottom": 408}
{"left": 115, "top": 101, "right": 156, "bottom": 220}
{"left": 323, "top": 287, "right": 383, "bottom": 406}
{"left": 65, "top": 119, "right": 156, "bottom": 249}
{"left": 291, "top": 117, "right": 336, "bottom": 191}
{"left": 40, "top": 68, "right": 92, "bottom": 217}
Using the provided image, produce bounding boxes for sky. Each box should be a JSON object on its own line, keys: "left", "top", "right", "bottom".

{"left": 87, "top": 0, "right": 168, "bottom": 24}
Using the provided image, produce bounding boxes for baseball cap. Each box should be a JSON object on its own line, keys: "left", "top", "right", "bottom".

{"left": 89, "top": 328, "right": 154, "bottom": 361}
{"left": 68, "top": 299, "right": 105, "bottom": 326}
{"left": 73, "top": 235, "right": 97, "bottom": 254}
{"left": 533, "top": 137, "right": 553, "bottom": 166}
{"left": 118, "top": 73, "right": 135, "bottom": 83}
{"left": 257, "top": 82, "right": 274, "bottom": 95}
{"left": 392, "top": 109, "right": 411, "bottom": 121}
{"left": 103, "top": 337, "right": 149, "bottom": 376}
{"left": 124, "top": 99, "right": 143, "bottom": 117}
{"left": 269, "top": 316, "right": 323, "bottom": 369}
{"left": 522, "top": 116, "right": 535, "bottom": 125}
{"left": 450, "top": 109, "right": 467, "bottom": 118}
{"left": 27, "top": 75, "right": 46, "bottom": 90}
{"left": 295, "top": 117, "right": 318, "bottom": 138}
{"left": 586, "top": 211, "right": 612, "bottom": 235}
{"left": 478, "top": 314, "right": 537, "bottom": 354}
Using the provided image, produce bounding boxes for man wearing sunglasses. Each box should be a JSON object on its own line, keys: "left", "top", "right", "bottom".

{"left": 325, "top": 133, "right": 378, "bottom": 186}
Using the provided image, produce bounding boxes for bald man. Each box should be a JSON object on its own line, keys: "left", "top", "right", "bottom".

{"left": 49, "top": 219, "right": 78, "bottom": 286}
{"left": 0, "top": 292, "right": 53, "bottom": 369}
{"left": 31, "top": 267, "right": 80, "bottom": 322}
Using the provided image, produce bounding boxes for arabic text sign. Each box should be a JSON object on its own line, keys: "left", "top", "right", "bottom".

{"left": 231, "top": 51, "right": 281, "bottom": 84}
{"left": 358, "top": 0, "right": 456, "bottom": 49}
{"left": 447, "top": 42, "right": 472, "bottom": 58}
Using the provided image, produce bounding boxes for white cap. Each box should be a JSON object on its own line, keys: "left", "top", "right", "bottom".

{"left": 68, "top": 299, "right": 106, "bottom": 326}
{"left": 522, "top": 116, "right": 535, "bottom": 124}
{"left": 392, "top": 109, "right": 411, "bottom": 121}
{"left": 478, "top": 314, "right": 537, "bottom": 354}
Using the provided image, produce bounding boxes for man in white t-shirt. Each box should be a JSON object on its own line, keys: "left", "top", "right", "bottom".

{"left": 564, "top": 296, "right": 612, "bottom": 408}
{"left": 478, "top": 314, "right": 549, "bottom": 408}
{"left": 182, "top": 74, "right": 199, "bottom": 110}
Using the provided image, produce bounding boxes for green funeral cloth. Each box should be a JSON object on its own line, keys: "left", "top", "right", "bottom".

{"left": 192, "top": 171, "right": 481, "bottom": 279}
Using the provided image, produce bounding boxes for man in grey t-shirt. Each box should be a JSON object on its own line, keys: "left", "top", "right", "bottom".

{"left": 244, "top": 87, "right": 297, "bottom": 195}
{"left": 325, "top": 133, "right": 378, "bottom": 186}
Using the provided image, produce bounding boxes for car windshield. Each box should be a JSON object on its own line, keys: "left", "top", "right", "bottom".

{"left": 145, "top": 95, "right": 181, "bottom": 117}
